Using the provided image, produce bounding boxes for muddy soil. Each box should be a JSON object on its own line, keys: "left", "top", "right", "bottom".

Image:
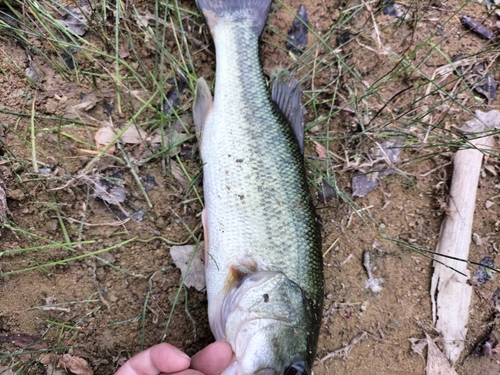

{"left": 1, "top": 0, "right": 499, "bottom": 374}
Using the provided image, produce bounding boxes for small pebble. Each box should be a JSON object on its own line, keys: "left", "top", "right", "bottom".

{"left": 472, "top": 233, "right": 483, "bottom": 246}
{"left": 8, "top": 189, "right": 24, "bottom": 201}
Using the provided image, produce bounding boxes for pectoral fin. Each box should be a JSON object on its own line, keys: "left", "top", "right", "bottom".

{"left": 201, "top": 208, "right": 209, "bottom": 267}
{"left": 193, "top": 77, "right": 213, "bottom": 137}
{"left": 271, "top": 74, "right": 304, "bottom": 153}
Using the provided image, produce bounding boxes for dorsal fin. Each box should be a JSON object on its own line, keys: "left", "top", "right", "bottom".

{"left": 271, "top": 74, "right": 304, "bottom": 153}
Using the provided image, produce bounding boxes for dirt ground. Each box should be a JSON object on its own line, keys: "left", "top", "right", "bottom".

{"left": 1, "top": 0, "right": 499, "bottom": 374}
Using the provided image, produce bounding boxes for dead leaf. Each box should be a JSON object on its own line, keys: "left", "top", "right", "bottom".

{"left": 425, "top": 334, "right": 458, "bottom": 375}
{"left": 351, "top": 172, "right": 379, "bottom": 197}
{"left": 95, "top": 126, "right": 150, "bottom": 154}
{"left": 0, "top": 180, "right": 11, "bottom": 223}
{"left": 44, "top": 296, "right": 57, "bottom": 304}
{"left": 151, "top": 129, "right": 188, "bottom": 157}
{"left": 170, "top": 244, "right": 205, "bottom": 291}
{"left": 313, "top": 142, "right": 327, "bottom": 159}
{"left": 72, "top": 92, "right": 102, "bottom": 112}
{"left": 58, "top": 5, "right": 91, "bottom": 36}
{"left": 132, "top": 10, "right": 157, "bottom": 29}
{"left": 171, "top": 161, "right": 188, "bottom": 189}
{"left": 409, "top": 337, "right": 427, "bottom": 361}
{"left": 410, "top": 332, "right": 459, "bottom": 375}
{"left": 90, "top": 171, "right": 127, "bottom": 205}
{"left": 40, "top": 352, "right": 56, "bottom": 365}
{"left": 0, "top": 333, "right": 47, "bottom": 350}
{"left": 94, "top": 128, "right": 116, "bottom": 154}
{"left": 317, "top": 180, "right": 336, "bottom": 204}
{"left": 374, "top": 139, "right": 403, "bottom": 164}
{"left": 47, "top": 364, "right": 67, "bottom": 375}
{"left": 0, "top": 365, "right": 15, "bottom": 375}
{"left": 58, "top": 354, "right": 93, "bottom": 375}
{"left": 120, "top": 127, "right": 149, "bottom": 144}
{"left": 459, "top": 110, "right": 500, "bottom": 137}
{"left": 119, "top": 49, "right": 130, "bottom": 59}
{"left": 73, "top": 100, "right": 98, "bottom": 111}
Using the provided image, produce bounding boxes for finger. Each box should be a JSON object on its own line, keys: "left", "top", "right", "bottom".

{"left": 116, "top": 343, "right": 191, "bottom": 375}
{"left": 190, "top": 341, "right": 233, "bottom": 375}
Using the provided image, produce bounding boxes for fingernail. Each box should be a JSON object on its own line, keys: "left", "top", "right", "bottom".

{"left": 173, "top": 347, "right": 190, "bottom": 359}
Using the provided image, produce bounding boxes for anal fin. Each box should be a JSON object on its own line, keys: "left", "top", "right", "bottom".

{"left": 271, "top": 74, "right": 304, "bottom": 153}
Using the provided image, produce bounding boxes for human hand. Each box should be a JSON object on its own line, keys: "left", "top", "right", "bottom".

{"left": 115, "top": 341, "right": 233, "bottom": 375}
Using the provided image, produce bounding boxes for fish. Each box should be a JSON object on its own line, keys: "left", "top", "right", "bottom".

{"left": 192, "top": 0, "right": 324, "bottom": 374}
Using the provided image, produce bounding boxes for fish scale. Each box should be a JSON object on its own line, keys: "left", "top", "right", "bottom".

{"left": 194, "top": 1, "right": 324, "bottom": 374}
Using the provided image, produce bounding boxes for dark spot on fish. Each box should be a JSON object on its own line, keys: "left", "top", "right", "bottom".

{"left": 235, "top": 158, "right": 243, "bottom": 163}
{"left": 238, "top": 194, "right": 244, "bottom": 200}
{"left": 263, "top": 293, "right": 269, "bottom": 302}
{"left": 226, "top": 186, "right": 231, "bottom": 190}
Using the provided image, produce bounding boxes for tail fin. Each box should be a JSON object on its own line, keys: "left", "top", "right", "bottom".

{"left": 196, "top": 0, "right": 272, "bottom": 35}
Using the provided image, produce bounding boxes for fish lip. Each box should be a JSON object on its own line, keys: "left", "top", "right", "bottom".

{"left": 221, "top": 359, "right": 278, "bottom": 375}
{"left": 254, "top": 369, "right": 278, "bottom": 375}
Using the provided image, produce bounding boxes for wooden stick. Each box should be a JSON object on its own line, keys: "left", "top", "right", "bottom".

{"left": 430, "top": 110, "right": 498, "bottom": 364}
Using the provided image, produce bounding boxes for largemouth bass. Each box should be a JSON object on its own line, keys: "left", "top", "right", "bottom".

{"left": 193, "top": 0, "right": 324, "bottom": 374}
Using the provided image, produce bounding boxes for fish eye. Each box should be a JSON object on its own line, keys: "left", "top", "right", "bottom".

{"left": 284, "top": 362, "right": 308, "bottom": 375}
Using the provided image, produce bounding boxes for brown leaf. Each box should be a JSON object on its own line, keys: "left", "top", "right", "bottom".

{"left": 95, "top": 126, "right": 150, "bottom": 155}
{"left": 40, "top": 353, "right": 56, "bottom": 365}
{"left": 313, "top": 142, "right": 327, "bottom": 159}
{"left": 58, "top": 354, "right": 93, "bottom": 375}
{"left": 120, "top": 127, "right": 149, "bottom": 144}
{"left": 0, "top": 366, "right": 15, "bottom": 375}
{"left": 119, "top": 49, "right": 130, "bottom": 59}
{"left": 0, "top": 181, "right": 11, "bottom": 223}
{"left": 0, "top": 333, "right": 47, "bottom": 350}
{"left": 171, "top": 161, "right": 188, "bottom": 188}
{"left": 94, "top": 128, "right": 115, "bottom": 154}
{"left": 170, "top": 243, "right": 206, "bottom": 291}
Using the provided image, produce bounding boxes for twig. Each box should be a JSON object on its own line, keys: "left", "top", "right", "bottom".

{"left": 30, "top": 93, "right": 38, "bottom": 173}
{"left": 320, "top": 332, "right": 368, "bottom": 363}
